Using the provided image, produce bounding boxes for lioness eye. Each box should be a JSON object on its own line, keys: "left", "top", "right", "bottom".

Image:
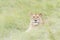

{"left": 33, "top": 16, "right": 35, "bottom": 18}
{"left": 37, "top": 16, "right": 39, "bottom": 18}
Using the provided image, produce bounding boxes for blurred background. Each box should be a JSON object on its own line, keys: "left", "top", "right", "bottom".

{"left": 0, "top": 0, "right": 60, "bottom": 40}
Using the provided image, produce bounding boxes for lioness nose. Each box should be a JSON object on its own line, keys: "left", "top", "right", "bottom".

{"left": 35, "top": 20, "right": 37, "bottom": 21}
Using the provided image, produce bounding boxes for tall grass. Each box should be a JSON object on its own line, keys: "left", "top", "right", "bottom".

{"left": 0, "top": 0, "right": 60, "bottom": 40}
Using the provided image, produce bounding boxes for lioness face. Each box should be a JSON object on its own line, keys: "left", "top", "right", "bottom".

{"left": 31, "top": 14, "right": 42, "bottom": 26}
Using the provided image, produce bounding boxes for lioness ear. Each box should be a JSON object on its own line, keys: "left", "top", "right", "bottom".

{"left": 39, "top": 13, "right": 42, "bottom": 16}
{"left": 30, "top": 12, "right": 34, "bottom": 16}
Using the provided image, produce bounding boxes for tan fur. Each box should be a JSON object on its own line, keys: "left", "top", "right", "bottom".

{"left": 25, "top": 13, "right": 43, "bottom": 32}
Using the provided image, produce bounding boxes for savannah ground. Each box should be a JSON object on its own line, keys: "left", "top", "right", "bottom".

{"left": 0, "top": 0, "right": 60, "bottom": 40}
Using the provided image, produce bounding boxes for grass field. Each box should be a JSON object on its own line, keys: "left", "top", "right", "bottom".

{"left": 0, "top": 0, "right": 60, "bottom": 40}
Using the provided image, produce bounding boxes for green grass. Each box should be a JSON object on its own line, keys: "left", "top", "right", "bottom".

{"left": 0, "top": 0, "right": 60, "bottom": 40}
